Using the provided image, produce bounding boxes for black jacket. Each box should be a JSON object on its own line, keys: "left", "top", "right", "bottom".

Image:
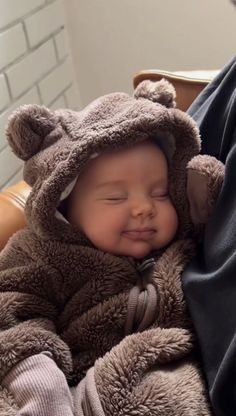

{"left": 183, "top": 55, "right": 236, "bottom": 416}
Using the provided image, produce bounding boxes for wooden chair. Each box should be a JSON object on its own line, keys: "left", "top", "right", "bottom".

{"left": 0, "top": 181, "right": 31, "bottom": 250}
{"left": 0, "top": 69, "right": 218, "bottom": 250}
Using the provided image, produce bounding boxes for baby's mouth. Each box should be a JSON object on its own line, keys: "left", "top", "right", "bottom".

{"left": 122, "top": 229, "right": 156, "bottom": 240}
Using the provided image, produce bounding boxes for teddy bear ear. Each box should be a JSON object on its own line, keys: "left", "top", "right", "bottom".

{"left": 5, "top": 104, "right": 58, "bottom": 161}
{"left": 134, "top": 79, "right": 176, "bottom": 108}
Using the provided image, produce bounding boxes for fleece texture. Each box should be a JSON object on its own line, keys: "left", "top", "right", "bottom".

{"left": 0, "top": 79, "right": 224, "bottom": 415}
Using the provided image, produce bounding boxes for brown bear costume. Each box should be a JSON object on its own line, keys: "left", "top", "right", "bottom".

{"left": 0, "top": 80, "right": 224, "bottom": 415}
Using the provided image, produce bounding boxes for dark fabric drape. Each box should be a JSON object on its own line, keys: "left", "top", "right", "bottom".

{"left": 182, "top": 55, "right": 236, "bottom": 416}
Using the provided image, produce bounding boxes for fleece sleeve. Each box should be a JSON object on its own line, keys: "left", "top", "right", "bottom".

{"left": 0, "top": 229, "right": 72, "bottom": 383}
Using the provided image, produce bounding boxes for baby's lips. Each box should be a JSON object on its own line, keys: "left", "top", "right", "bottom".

{"left": 122, "top": 229, "right": 156, "bottom": 240}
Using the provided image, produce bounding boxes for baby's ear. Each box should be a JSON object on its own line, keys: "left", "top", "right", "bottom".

{"left": 6, "top": 104, "right": 58, "bottom": 161}
{"left": 187, "top": 155, "right": 225, "bottom": 225}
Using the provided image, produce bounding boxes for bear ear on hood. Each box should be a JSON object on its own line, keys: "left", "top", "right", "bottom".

{"left": 134, "top": 78, "right": 176, "bottom": 108}
{"left": 6, "top": 104, "right": 58, "bottom": 161}
{"left": 187, "top": 154, "right": 225, "bottom": 226}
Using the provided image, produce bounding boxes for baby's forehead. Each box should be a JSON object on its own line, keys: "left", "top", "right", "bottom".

{"left": 75, "top": 140, "right": 168, "bottom": 189}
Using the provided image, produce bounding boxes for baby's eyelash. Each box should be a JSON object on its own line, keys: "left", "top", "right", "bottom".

{"left": 151, "top": 191, "right": 169, "bottom": 198}
{"left": 105, "top": 197, "right": 126, "bottom": 201}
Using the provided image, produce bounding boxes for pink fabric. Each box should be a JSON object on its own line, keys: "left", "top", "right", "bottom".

{"left": 74, "top": 367, "right": 105, "bottom": 416}
{"left": 3, "top": 352, "right": 74, "bottom": 416}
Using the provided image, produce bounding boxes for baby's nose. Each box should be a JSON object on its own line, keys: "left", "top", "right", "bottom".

{"left": 131, "top": 198, "right": 156, "bottom": 218}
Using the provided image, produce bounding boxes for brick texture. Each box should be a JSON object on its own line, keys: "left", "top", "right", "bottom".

{"left": 0, "top": 24, "right": 27, "bottom": 71}
{"left": 0, "top": 0, "right": 44, "bottom": 30}
{"left": 0, "top": 74, "right": 10, "bottom": 112}
{"left": 24, "top": 0, "right": 64, "bottom": 47}
{"left": 0, "top": 0, "right": 81, "bottom": 190}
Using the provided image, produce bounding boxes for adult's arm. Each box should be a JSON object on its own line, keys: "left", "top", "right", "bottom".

{"left": 182, "top": 55, "right": 236, "bottom": 416}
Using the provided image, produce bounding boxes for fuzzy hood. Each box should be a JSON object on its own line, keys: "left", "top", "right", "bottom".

{"left": 6, "top": 79, "right": 201, "bottom": 245}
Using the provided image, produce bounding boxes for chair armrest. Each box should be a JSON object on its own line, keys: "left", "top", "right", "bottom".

{"left": 0, "top": 181, "right": 31, "bottom": 251}
{"left": 133, "top": 69, "right": 219, "bottom": 111}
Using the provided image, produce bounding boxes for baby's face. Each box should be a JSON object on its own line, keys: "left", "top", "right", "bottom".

{"left": 67, "top": 141, "right": 178, "bottom": 258}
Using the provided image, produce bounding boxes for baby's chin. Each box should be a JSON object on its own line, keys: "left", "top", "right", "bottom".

{"left": 117, "top": 245, "right": 153, "bottom": 259}
{"left": 94, "top": 240, "right": 155, "bottom": 259}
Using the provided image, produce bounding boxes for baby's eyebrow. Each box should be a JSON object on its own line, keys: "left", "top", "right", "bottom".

{"left": 95, "top": 178, "right": 168, "bottom": 189}
{"left": 152, "top": 179, "right": 168, "bottom": 187}
{"left": 95, "top": 180, "right": 125, "bottom": 189}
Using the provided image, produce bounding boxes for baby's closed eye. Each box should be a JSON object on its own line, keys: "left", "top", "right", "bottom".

{"left": 151, "top": 189, "right": 169, "bottom": 199}
{"left": 99, "top": 193, "right": 128, "bottom": 203}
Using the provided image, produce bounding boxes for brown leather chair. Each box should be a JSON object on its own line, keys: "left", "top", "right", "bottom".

{"left": 0, "top": 181, "right": 31, "bottom": 251}
{"left": 0, "top": 69, "right": 218, "bottom": 250}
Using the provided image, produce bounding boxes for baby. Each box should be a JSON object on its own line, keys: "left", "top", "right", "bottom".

{"left": 67, "top": 140, "right": 178, "bottom": 259}
{"left": 0, "top": 80, "right": 224, "bottom": 416}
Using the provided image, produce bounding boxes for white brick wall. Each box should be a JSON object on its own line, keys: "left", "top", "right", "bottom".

{"left": 54, "top": 29, "right": 68, "bottom": 61}
{"left": 39, "top": 58, "right": 72, "bottom": 105}
{"left": 0, "top": 74, "right": 10, "bottom": 112}
{"left": 0, "top": 0, "right": 44, "bottom": 30}
{"left": 24, "top": 1, "right": 64, "bottom": 47}
{"left": 7, "top": 40, "right": 57, "bottom": 99}
{"left": 0, "top": 24, "right": 27, "bottom": 70}
{"left": 0, "top": 0, "right": 82, "bottom": 190}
